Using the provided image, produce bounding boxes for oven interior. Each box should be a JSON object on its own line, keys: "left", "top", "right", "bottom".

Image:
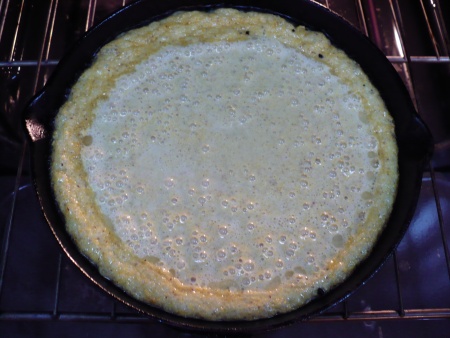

{"left": 1, "top": 0, "right": 449, "bottom": 337}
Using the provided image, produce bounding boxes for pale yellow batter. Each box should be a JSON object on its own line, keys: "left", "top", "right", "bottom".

{"left": 51, "top": 9, "right": 398, "bottom": 320}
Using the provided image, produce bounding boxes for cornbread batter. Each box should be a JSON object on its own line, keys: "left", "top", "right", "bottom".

{"left": 51, "top": 9, "right": 398, "bottom": 320}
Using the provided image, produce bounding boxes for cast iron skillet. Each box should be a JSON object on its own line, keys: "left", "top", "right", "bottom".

{"left": 24, "top": 0, "right": 433, "bottom": 333}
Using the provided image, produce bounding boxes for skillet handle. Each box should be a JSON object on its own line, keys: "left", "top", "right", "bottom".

{"left": 23, "top": 86, "right": 62, "bottom": 143}
{"left": 397, "top": 114, "right": 434, "bottom": 164}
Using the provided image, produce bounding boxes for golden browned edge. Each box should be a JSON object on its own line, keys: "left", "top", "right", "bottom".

{"left": 51, "top": 9, "right": 398, "bottom": 320}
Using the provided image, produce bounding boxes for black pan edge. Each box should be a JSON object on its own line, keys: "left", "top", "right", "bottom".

{"left": 23, "top": 0, "right": 434, "bottom": 333}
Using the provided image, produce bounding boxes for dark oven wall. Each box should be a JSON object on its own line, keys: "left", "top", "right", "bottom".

{"left": 1, "top": 1, "right": 449, "bottom": 337}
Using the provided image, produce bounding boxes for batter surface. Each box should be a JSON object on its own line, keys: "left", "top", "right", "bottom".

{"left": 51, "top": 9, "right": 398, "bottom": 320}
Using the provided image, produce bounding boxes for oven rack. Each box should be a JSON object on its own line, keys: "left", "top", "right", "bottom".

{"left": 1, "top": 0, "right": 449, "bottom": 336}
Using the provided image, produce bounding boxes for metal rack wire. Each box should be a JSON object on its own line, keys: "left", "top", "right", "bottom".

{"left": 1, "top": 0, "right": 449, "bottom": 336}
